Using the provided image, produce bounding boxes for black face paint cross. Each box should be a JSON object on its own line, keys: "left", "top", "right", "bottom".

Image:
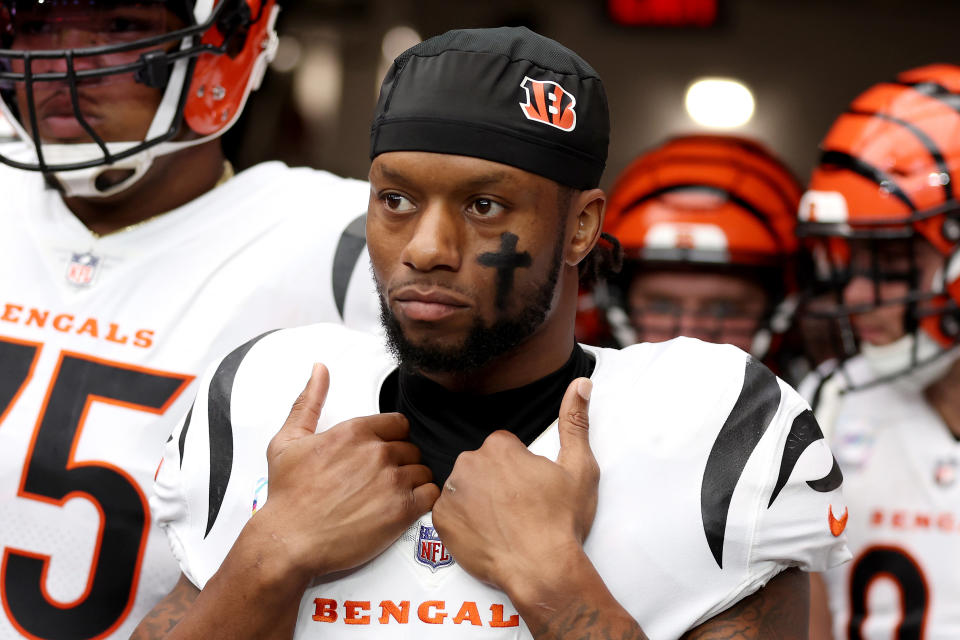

{"left": 478, "top": 232, "right": 533, "bottom": 310}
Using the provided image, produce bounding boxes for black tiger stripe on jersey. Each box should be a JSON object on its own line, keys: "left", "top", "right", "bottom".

{"left": 767, "top": 409, "right": 843, "bottom": 507}
{"left": 701, "top": 357, "right": 781, "bottom": 568}
{"left": 332, "top": 213, "right": 368, "bottom": 321}
{"left": 178, "top": 403, "right": 194, "bottom": 468}
{"left": 203, "top": 329, "right": 280, "bottom": 538}
{"left": 808, "top": 457, "right": 843, "bottom": 493}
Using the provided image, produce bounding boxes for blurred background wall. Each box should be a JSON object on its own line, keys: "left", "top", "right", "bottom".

{"left": 224, "top": 0, "right": 960, "bottom": 190}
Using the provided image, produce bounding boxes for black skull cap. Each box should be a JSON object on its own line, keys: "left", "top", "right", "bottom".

{"left": 370, "top": 26, "right": 609, "bottom": 190}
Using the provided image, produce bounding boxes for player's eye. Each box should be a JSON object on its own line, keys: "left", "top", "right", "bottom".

{"left": 639, "top": 298, "right": 680, "bottom": 315}
{"left": 701, "top": 300, "right": 741, "bottom": 318}
{"left": 14, "top": 19, "right": 50, "bottom": 37}
{"left": 382, "top": 193, "right": 415, "bottom": 213}
{"left": 106, "top": 17, "right": 152, "bottom": 33}
{"left": 466, "top": 198, "right": 505, "bottom": 217}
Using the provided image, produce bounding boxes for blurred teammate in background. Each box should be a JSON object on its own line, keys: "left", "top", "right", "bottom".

{"left": 0, "top": 1, "right": 377, "bottom": 638}
{"left": 577, "top": 134, "right": 805, "bottom": 379}
{"left": 798, "top": 64, "right": 960, "bottom": 639}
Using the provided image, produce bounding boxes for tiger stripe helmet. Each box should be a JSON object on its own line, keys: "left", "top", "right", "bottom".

{"left": 606, "top": 134, "right": 801, "bottom": 270}
{"left": 799, "top": 64, "right": 960, "bottom": 352}
{"left": 590, "top": 134, "right": 802, "bottom": 357}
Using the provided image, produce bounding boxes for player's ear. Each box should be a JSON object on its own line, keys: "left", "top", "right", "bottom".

{"left": 566, "top": 188, "right": 605, "bottom": 267}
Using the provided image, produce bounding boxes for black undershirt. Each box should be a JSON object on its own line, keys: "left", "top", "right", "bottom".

{"left": 379, "top": 344, "right": 596, "bottom": 487}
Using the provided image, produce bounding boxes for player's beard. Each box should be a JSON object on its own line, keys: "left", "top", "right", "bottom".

{"left": 376, "top": 233, "right": 563, "bottom": 375}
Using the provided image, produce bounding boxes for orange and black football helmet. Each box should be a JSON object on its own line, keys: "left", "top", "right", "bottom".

{"left": 799, "top": 64, "right": 960, "bottom": 383}
{"left": 0, "top": 0, "right": 279, "bottom": 197}
{"left": 584, "top": 134, "right": 801, "bottom": 358}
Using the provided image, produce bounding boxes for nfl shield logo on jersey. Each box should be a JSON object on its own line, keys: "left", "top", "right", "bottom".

{"left": 415, "top": 524, "right": 454, "bottom": 572}
{"left": 65, "top": 252, "right": 100, "bottom": 287}
{"left": 934, "top": 459, "right": 956, "bottom": 487}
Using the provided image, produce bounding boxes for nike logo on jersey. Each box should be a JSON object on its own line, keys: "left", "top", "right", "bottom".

{"left": 828, "top": 505, "right": 848, "bottom": 537}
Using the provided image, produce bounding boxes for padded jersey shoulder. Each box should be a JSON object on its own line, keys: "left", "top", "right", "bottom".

{"left": 584, "top": 337, "right": 761, "bottom": 446}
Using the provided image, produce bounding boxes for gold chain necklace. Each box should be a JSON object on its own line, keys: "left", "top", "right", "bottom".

{"left": 89, "top": 160, "right": 236, "bottom": 239}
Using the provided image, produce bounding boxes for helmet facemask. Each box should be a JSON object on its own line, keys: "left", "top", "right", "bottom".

{"left": 0, "top": 0, "right": 278, "bottom": 198}
{"left": 799, "top": 204, "right": 960, "bottom": 389}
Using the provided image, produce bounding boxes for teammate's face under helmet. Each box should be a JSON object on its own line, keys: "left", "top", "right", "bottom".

{"left": 799, "top": 64, "right": 960, "bottom": 385}
{"left": 597, "top": 134, "right": 801, "bottom": 358}
{"left": 0, "top": 0, "right": 279, "bottom": 198}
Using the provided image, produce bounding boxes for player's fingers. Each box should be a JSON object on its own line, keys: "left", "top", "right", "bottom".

{"left": 365, "top": 411, "right": 411, "bottom": 441}
{"left": 411, "top": 480, "right": 441, "bottom": 515}
{"left": 274, "top": 363, "right": 330, "bottom": 447}
{"left": 396, "top": 462, "right": 434, "bottom": 489}
{"left": 384, "top": 440, "right": 422, "bottom": 466}
{"left": 556, "top": 377, "right": 597, "bottom": 480}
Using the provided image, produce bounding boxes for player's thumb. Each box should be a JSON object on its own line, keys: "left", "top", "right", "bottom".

{"left": 556, "top": 377, "right": 597, "bottom": 478}
{"left": 274, "top": 363, "right": 330, "bottom": 448}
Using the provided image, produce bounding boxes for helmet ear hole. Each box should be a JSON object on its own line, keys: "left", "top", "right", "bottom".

{"left": 184, "top": 0, "right": 278, "bottom": 136}
{"left": 218, "top": 0, "right": 253, "bottom": 58}
{"left": 943, "top": 217, "right": 960, "bottom": 244}
{"left": 941, "top": 312, "right": 960, "bottom": 340}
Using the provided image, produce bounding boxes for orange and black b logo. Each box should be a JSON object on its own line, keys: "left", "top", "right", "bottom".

{"left": 519, "top": 77, "right": 577, "bottom": 132}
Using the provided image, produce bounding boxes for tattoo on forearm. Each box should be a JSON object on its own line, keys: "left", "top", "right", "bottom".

{"left": 681, "top": 570, "right": 806, "bottom": 640}
{"left": 130, "top": 579, "right": 198, "bottom": 640}
{"left": 526, "top": 604, "right": 649, "bottom": 640}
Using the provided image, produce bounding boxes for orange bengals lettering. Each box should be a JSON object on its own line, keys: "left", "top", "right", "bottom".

{"left": 312, "top": 598, "right": 520, "bottom": 627}
{"left": 0, "top": 301, "right": 155, "bottom": 349}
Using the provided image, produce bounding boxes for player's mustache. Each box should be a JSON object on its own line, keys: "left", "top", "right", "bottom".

{"left": 386, "top": 279, "right": 477, "bottom": 300}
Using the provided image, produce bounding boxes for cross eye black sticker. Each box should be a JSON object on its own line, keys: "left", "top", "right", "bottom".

{"left": 477, "top": 232, "right": 532, "bottom": 309}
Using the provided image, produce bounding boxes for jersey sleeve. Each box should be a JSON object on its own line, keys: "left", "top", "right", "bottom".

{"left": 151, "top": 329, "right": 311, "bottom": 589}
{"left": 746, "top": 378, "right": 851, "bottom": 572}
{"left": 696, "top": 353, "right": 851, "bottom": 621}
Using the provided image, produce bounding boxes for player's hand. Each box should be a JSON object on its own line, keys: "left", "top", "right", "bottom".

{"left": 432, "top": 377, "right": 598, "bottom": 593}
{"left": 256, "top": 363, "right": 440, "bottom": 582}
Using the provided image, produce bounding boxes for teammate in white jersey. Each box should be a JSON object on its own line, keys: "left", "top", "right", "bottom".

{"left": 138, "top": 27, "right": 849, "bottom": 640}
{"left": 796, "top": 64, "right": 960, "bottom": 639}
{"left": 0, "top": 2, "right": 378, "bottom": 638}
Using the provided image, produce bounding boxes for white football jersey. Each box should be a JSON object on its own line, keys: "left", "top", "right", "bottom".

{"left": 802, "top": 357, "right": 960, "bottom": 639}
{"left": 0, "top": 162, "right": 380, "bottom": 640}
{"left": 154, "top": 325, "right": 850, "bottom": 640}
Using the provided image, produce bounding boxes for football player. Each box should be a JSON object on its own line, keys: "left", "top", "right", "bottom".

{"left": 797, "top": 65, "right": 960, "bottom": 638}
{"left": 136, "top": 27, "right": 849, "bottom": 640}
{"left": 581, "top": 135, "right": 803, "bottom": 376}
{"left": 0, "top": 1, "right": 377, "bottom": 638}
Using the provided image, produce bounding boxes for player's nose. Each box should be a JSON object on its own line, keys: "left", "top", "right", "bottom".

{"left": 400, "top": 202, "right": 462, "bottom": 273}
{"left": 842, "top": 274, "right": 876, "bottom": 310}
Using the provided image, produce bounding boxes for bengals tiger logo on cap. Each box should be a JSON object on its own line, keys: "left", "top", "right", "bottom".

{"left": 519, "top": 76, "right": 577, "bottom": 131}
